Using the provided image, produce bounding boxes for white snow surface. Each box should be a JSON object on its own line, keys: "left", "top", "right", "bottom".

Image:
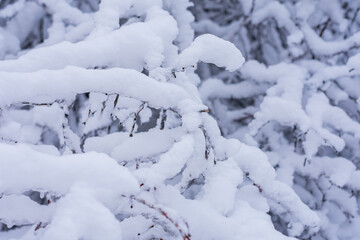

{"left": 0, "top": 1, "right": 326, "bottom": 240}
{"left": 178, "top": 34, "right": 245, "bottom": 71}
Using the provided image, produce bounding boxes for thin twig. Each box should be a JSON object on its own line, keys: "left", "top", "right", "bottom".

{"left": 129, "top": 195, "right": 191, "bottom": 240}
{"left": 129, "top": 103, "right": 146, "bottom": 137}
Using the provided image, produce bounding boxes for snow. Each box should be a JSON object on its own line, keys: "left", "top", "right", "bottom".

{"left": 134, "top": 134, "right": 194, "bottom": 186}
{"left": 349, "top": 171, "right": 360, "bottom": 190}
{"left": 0, "top": 25, "right": 163, "bottom": 72}
{"left": 193, "top": 0, "right": 360, "bottom": 238}
{"left": 5, "top": 2, "right": 44, "bottom": 44}
{"left": 347, "top": 52, "right": 360, "bottom": 73}
{"left": 0, "top": 195, "right": 55, "bottom": 228}
{"left": 155, "top": 185, "right": 294, "bottom": 240}
{"left": 178, "top": 34, "right": 245, "bottom": 72}
{"left": 252, "top": 1, "right": 297, "bottom": 33}
{"left": 163, "top": 0, "right": 194, "bottom": 50}
{"left": 200, "top": 78, "right": 267, "bottom": 101}
{"left": 87, "top": 127, "right": 184, "bottom": 163}
{"left": 0, "top": 5, "right": 179, "bottom": 72}
{"left": 302, "top": 23, "right": 360, "bottom": 55}
{"left": 199, "top": 159, "right": 243, "bottom": 215}
{"left": 0, "top": 66, "right": 203, "bottom": 110}
{"left": 1, "top": 0, "right": 359, "bottom": 239}
{"left": 0, "top": 143, "right": 139, "bottom": 195}
{"left": 41, "top": 184, "right": 124, "bottom": 240}
{"left": 91, "top": 0, "right": 133, "bottom": 36}
{"left": 250, "top": 96, "right": 311, "bottom": 134}
{"left": 0, "top": 0, "right": 26, "bottom": 19}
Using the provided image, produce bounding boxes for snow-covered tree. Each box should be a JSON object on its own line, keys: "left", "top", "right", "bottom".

{"left": 0, "top": 0, "right": 320, "bottom": 240}
{"left": 193, "top": 0, "right": 360, "bottom": 239}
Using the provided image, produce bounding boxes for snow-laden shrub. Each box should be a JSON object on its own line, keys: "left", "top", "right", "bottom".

{"left": 193, "top": 0, "right": 360, "bottom": 239}
{"left": 0, "top": 0, "right": 319, "bottom": 240}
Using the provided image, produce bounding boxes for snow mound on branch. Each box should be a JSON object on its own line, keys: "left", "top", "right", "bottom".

{"left": 0, "top": 66, "right": 204, "bottom": 110}
{"left": 0, "top": 143, "right": 139, "bottom": 240}
{"left": 178, "top": 34, "right": 245, "bottom": 71}
{"left": 0, "top": 143, "right": 139, "bottom": 195}
{"left": 0, "top": 195, "right": 55, "bottom": 228}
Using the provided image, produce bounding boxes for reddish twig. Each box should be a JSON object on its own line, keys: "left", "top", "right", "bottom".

{"left": 129, "top": 195, "right": 191, "bottom": 240}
